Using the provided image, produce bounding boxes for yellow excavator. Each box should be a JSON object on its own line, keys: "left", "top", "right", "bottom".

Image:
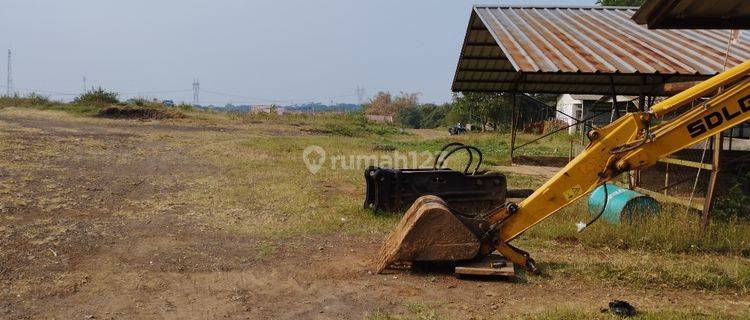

{"left": 376, "top": 35, "right": 750, "bottom": 272}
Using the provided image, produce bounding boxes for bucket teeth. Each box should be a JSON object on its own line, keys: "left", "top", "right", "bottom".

{"left": 375, "top": 195, "right": 480, "bottom": 273}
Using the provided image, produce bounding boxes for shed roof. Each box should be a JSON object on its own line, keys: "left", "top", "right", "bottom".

{"left": 452, "top": 6, "right": 750, "bottom": 95}
{"left": 633, "top": 0, "right": 750, "bottom": 29}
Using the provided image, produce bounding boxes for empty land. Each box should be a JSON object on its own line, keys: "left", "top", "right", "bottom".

{"left": 1, "top": 107, "right": 749, "bottom": 319}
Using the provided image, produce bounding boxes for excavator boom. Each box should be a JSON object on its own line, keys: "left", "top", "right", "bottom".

{"left": 376, "top": 59, "right": 750, "bottom": 273}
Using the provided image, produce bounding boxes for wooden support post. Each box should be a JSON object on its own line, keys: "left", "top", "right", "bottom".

{"left": 728, "top": 131, "right": 733, "bottom": 150}
{"left": 568, "top": 139, "right": 574, "bottom": 162}
{"left": 580, "top": 116, "right": 586, "bottom": 145}
{"left": 701, "top": 133, "right": 723, "bottom": 230}
{"left": 638, "top": 76, "right": 646, "bottom": 112}
{"left": 609, "top": 76, "right": 619, "bottom": 122}
{"left": 510, "top": 92, "right": 517, "bottom": 165}
{"left": 664, "top": 162, "right": 670, "bottom": 196}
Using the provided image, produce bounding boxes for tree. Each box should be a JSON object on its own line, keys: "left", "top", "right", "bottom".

{"left": 596, "top": 0, "right": 644, "bottom": 6}
{"left": 452, "top": 92, "right": 512, "bottom": 131}
{"left": 396, "top": 106, "right": 423, "bottom": 128}
{"left": 73, "top": 87, "right": 119, "bottom": 105}
{"left": 364, "top": 91, "right": 393, "bottom": 115}
{"left": 419, "top": 103, "right": 451, "bottom": 128}
{"left": 364, "top": 91, "right": 419, "bottom": 116}
{"left": 396, "top": 103, "right": 452, "bottom": 129}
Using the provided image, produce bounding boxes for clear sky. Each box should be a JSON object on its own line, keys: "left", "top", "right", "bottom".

{"left": 2, "top": 0, "right": 595, "bottom": 105}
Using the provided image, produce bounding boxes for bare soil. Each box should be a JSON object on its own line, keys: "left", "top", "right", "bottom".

{"left": 1, "top": 108, "right": 748, "bottom": 319}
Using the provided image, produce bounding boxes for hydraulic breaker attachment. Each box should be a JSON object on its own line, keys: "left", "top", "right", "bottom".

{"left": 364, "top": 143, "right": 533, "bottom": 215}
{"left": 364, "top": 167, "right": 513, "bottom": 214}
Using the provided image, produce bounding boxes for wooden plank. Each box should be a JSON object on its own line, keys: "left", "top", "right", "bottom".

{"left": 455, "top": 254, "right": 515, "bottom": 277}
{"left": 658, "top": 157, "right": 713, "bottom": 170}
{"left": 636, "top": 187, "right": 704, "bottom": 211}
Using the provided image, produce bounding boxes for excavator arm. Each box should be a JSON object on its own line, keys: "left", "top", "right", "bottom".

{"left": 486, "top": 60, "right": 750, "bottom": 269}
{"left": 375, "top": 60, "right": 750, "bottom": 273}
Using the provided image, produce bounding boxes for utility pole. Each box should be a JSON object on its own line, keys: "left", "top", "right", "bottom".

{"left": 82, "top": 76, "right": 87, "bottom": 93}
{"left": 6, "top": 49, "right": 12, "bottom": 96}
{"left": 192, "top": 78, "right": 200, "bottom": 105}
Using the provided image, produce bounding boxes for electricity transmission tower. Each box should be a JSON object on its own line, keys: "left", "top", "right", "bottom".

{"left": 356, "top": 85, "right": 366, "bottom": 105}
{"left": 192, "top": 78, "right": 200, "bottom": 105}
{"left": 6, "top": 49, "right": 12, "bottom": 96}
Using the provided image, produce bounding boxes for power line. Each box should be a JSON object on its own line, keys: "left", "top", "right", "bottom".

{"left": 1, "top": 76, "right": 359, "bottom": 105}
{"left": 119, "top": 89, "right": 192, "bottom": 95}
{"left": 0, "top": 85, "right": 192, "bottom": 97}
{"left": 0, "top": 84, "right": 78, "bottom": 96}
{"left": 201, "top": 89, "right": 274, "bottom": 102}
{"left": 201, "top": 88, "right": 357, "bottom": 104}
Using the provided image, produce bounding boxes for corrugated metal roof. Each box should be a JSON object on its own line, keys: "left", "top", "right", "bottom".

{"left": 633, "top": 0, "right": 750, "bottom": 29}
{"left": 452, "top": 6, "right": 750, "bottom": 95}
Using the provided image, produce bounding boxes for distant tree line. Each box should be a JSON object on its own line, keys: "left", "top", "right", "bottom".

{"left": 362, "top": 91, "right": 527, "bottom": 131}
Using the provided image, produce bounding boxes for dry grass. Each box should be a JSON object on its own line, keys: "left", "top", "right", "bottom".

{"left": 521, "top": 238, "right": 750, "bottom": 292}
{"left": 159, "top": 127, "right": 403, "bottom": 238}
{"left": 525, "top": 200, "right": 750, "bottom": 257}
{"left": 4, "top": 106, "right": 750, "bottom": 317}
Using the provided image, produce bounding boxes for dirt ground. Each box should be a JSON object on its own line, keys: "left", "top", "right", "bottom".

{"left": 1, "top": 108, "right": 748, "bottom": 319}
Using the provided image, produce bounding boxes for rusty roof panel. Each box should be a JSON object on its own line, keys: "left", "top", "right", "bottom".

{"left": 452, "top": 6, "right": 749, "bottom": 94}
{"left": 633, "top": 0, "right": 750, "bottom": 29}
{"left": 473, "top": 6, "right": 747, "bottom": 75}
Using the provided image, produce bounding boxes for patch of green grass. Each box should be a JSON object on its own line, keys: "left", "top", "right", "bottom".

{"left": 170, "top": 129, "right": 405, "bottom": 238}
{"left": 521, "top": 237, "right": 750, "bottom": 292}
{"left": 255, "top": 242, "right": 278, "bottom": 261}
{"left": 367, "top": 312, "right": 402, "bottom": 320}
{"left": 585, "top": 255, "right": 750, "bottom": 292}
{"left": 321, "top": 117, "right": 403, "bottom": 137}
{"left": 525, "top": 200, "right": 750, "bottom": 257}
{"left": 16, "top": 103, "right": 104, "bottom": 116}
{"left": 0, "top": 93, "right": 55, "bottom": 108}
{"left": 0, "top": 94, "right": 105, "bottom": 116}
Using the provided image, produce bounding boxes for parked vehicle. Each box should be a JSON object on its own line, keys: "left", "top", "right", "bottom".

{"left": 448, "top": 123, "right": 467, "bottom": 135}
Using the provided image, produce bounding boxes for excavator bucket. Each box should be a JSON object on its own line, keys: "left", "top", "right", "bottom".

{"left": 375, "top": 195, "right": 481, "bottom": 273}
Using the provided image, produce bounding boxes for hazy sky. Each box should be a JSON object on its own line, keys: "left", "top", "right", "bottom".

{"left": 2, "top": 0, "right": 595, "bottom": 105}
